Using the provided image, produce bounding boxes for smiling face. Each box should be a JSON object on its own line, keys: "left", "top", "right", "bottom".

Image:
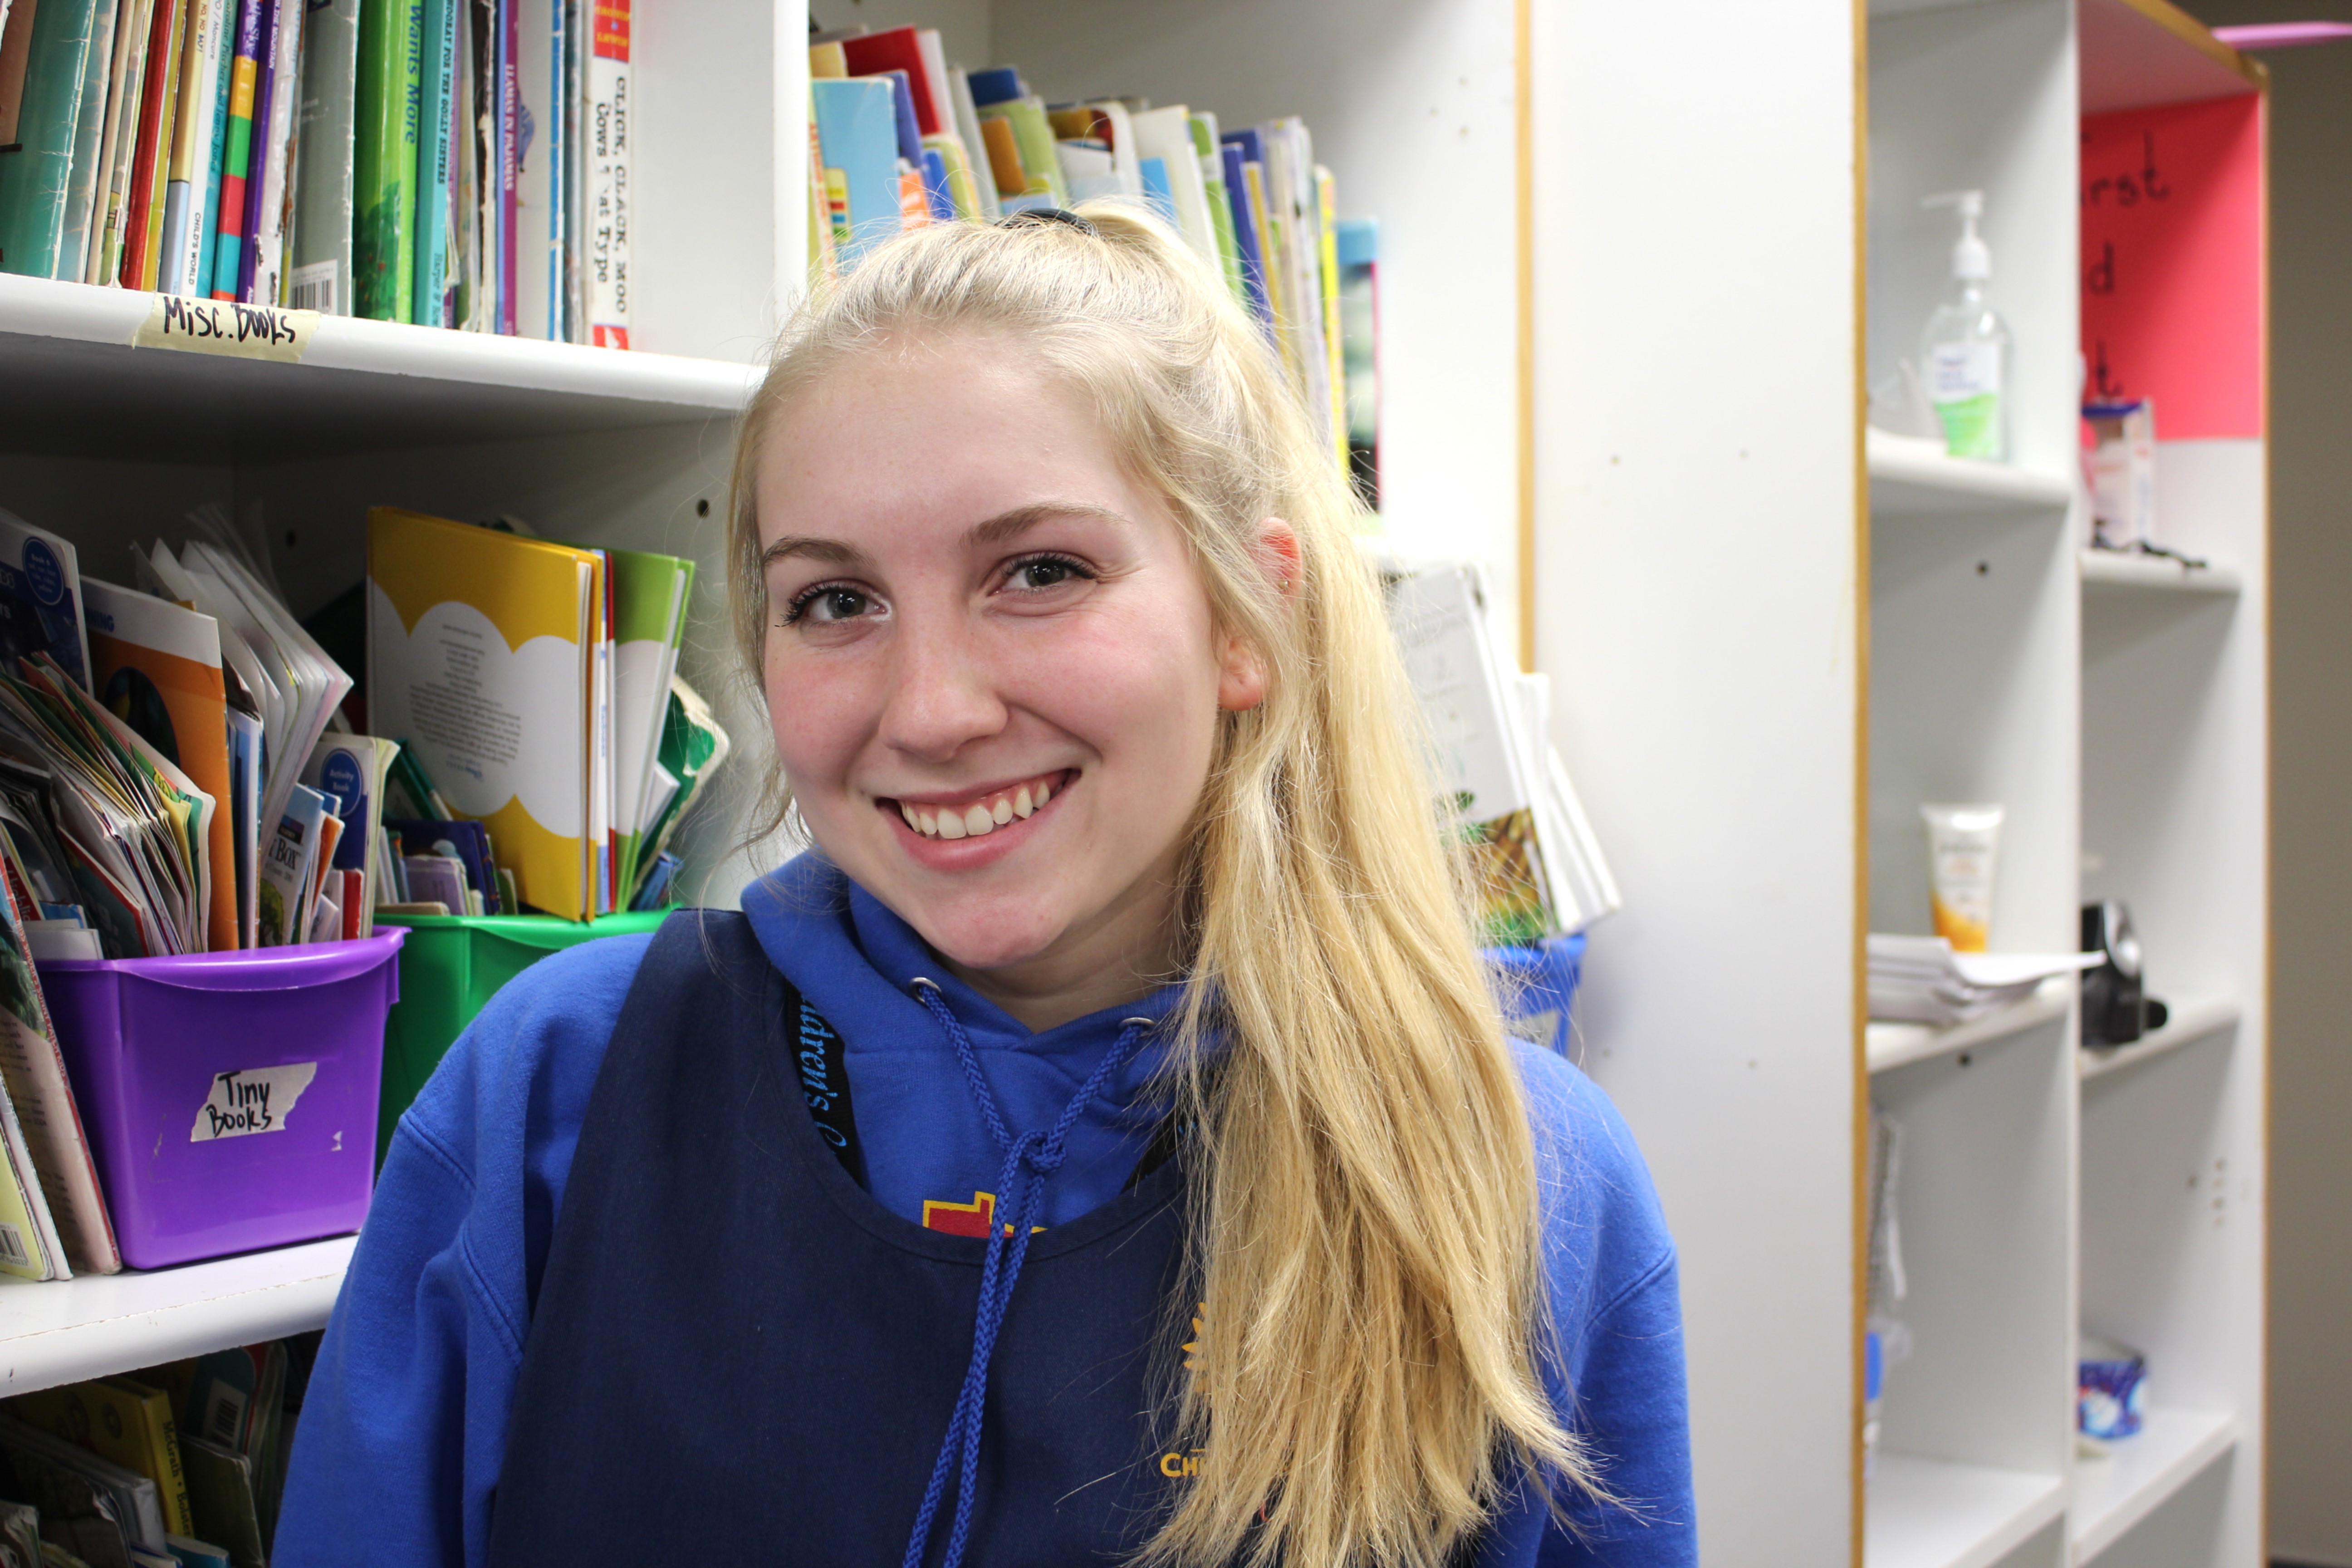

{"left": 755, "top": 335, "right": 1266, "bottom": 1026}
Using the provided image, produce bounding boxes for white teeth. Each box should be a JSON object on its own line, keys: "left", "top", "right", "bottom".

{"left": 906, "top": 777, "right": 1064, "bottom": 839}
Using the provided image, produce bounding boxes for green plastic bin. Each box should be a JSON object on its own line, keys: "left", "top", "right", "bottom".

{"left": 372, "top": 908, "right": 675, "bottom": 1160}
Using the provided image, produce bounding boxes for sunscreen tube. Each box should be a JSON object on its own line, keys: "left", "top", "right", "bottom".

{"left": 1921, "top": 803, "right": 2003, "bottom": 952}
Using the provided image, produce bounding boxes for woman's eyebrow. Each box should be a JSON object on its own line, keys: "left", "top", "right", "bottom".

{"left": 760, "top": 503, "right": 1129, "bottom": 568}
{"left": 963, "top": 502, "right": 1130, "bottom": 549}
{"left": 761, "top": 536, "right": 865, "bottom": 567}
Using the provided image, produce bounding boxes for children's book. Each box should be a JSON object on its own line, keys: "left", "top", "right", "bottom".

{"left": 187, "top": 0, "right": 230, "bottom": 290}
{"left": 54, "top": 0, "right": 122, "bottom": 283}
{"left": 285, "top": 0, "right": 357, "bottom": 312}
{"left": 127, "top": 0, "right": 187, "bottom": 289}
{"left": 157, "top": 0, "right": 224, "bottom": 295}
{"left": 514, "top": 0, "right": 556, "bottom": 338}
{"left": 86, "top": 0, "right": 155, "bottom": 285}
{"left": 0, "top": 0, "right": 103, "bottom": 279}
{"left": 368, "top": 507, "right": 602, "bottom": 919}
{"left": 176, "top": 1437, "right": 263, "bottom": 1567}
{"left": 237, "top": 0, "right": 298, "bottom": 303}
{"left": 0, "top": 830, "right": 107, "bottom": 1276}
{"left": 9, "top": 1378, "right": 195, "bottom": 1536}
{"left": 409, "top": 0, "right": 455, "bottom": 323}
{"left": 603, "top": 548, "right": 688, "bottom": 902}
{"left": 0, "top": 509, "right": 91, "bottom": 693}
{"left": 810, "top": 75, "right": 901, "bottom": 267}
{"left": 0, "top": 1411, "right": 167, "bottom": 1553}
{"left": 300, "top": 732, "right": 396, "bottom": 935}
{"left": 943, "top": 67, "right": 998, "bottom": 219}
{"left": 83, "top": 577, "right": 234, "bottom": 949}
{"left": 206, "top": 0, "right": 260, "bottom": 298}
{"left": 255, "top": 779, "right": 325, "bottom": 945}
{"left": 839, "top": 25, "right": 941, "bottom": 135}
{"left": 583, "top": 0, "right": 626, "bottom": 346}
{"left": 1129, "top": 105, "right": 1216, "bottom": 264}
{"left": 351, "top": 0, "right": 417, "bottom": 318}
{"left": 0, "top": 0, "right": 38, "bottom": 150}
{"left": 975, "top": 92, "right": 1065, "bottom": 208}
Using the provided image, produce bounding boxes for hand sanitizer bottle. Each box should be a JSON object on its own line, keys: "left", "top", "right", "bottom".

{"left": 1920, "top": 191, "right": 2012, "bottom": 461}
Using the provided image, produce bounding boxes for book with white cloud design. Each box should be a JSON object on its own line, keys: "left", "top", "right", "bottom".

{"left": 366, "top": 507, "right": 607, "bottom": 921}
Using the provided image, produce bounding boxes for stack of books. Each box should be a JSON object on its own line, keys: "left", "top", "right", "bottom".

{"left": 1383, "top": 559, "right": 1618, "bottom": 947}
{"left": 1867, "top": 933, "right": 2097, "bottom": 1027}
{"left": 0, "top": 1333, "right": 321, "bottom": 1566}
{"left": 808, "top": 20, "right": 1372, "bottom": 481}
{"left": 0, "top": 0, "right": 635, "bottom": 343}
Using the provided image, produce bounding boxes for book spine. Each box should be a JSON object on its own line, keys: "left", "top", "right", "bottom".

{"left": 207, "top": 0, "right": 259, "bottom": 297}
{"left": 229, "top": 0, "right": 274, "bottom": 298}
{"left": 85, "top": 0, "right": 150, "bottom": 284}
{"left": 410, "top": 0, "right": 453, "bottom": 323}
{"left": 288, "top": 0, "right": 358, "bottom": 314}
{"left": 114, "top": 0, "right": 176, "bottom": 283}
{"left": 1317, "top": 165, "right": 1344, "bottom": 475}
{"left": 584, "top": 0, "right": 624, "bottom": 346}
{"left": 132, "top": 0, "right": 184, "bottom": 287}
{"left": 0, "top": 0, "right": 98, "bottom": 280}
{"left": 54, "top": 0, "right": 119, "bottom": 279}
{"left": 188, "top": 0, "right": 229, "bottom": 290}
{"left": 541, "top": 0, "right": 559, "bottom": 338}
{"left": 495, "top": 0, "right": 514, "bottom": 333}
{"left": 247, "top": 0, "right": 298, "bottom": 302}
{"left": 159, "top": 0, "right": 221, "bottom": 294}
{"left": 349, "top": 0, "right": 404, "bottom": 315}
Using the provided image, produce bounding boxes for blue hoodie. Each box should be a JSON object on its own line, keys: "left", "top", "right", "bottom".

{"left": 276, "top": 856, "right": 1694, "bottom": 1564}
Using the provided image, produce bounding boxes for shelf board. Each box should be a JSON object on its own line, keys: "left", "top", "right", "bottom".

{"left": 0, "top": 1235, "right": 354, "bottom": 1397}
{"left": 2079, "top": 993, "right": 2241, "bottom": 1081}
{"left": 0, "top": 275, "right": 761, "bottom": 464}
{"left": 1867, "top": 1452, "right": 2068, "bottom": 1568}
{"left": 1867, "top": 430, "right": 2075, "bottom": 517}
{"left": 1869, "top": 977, "right": 2075, "bottom": 1075}
{"left": 2081, "top": 0, "right": 2265, "bottom": 116}
{"left": 2079, "top": 550, "right": 2242, "bottom": 596}
{"left": 2071, "top": 1407, "right": 2238, "bottom": 1562}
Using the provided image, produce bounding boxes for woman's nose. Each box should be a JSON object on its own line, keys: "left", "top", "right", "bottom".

{"left": 877, "top": 609, "right": 1009, "bottom": 761}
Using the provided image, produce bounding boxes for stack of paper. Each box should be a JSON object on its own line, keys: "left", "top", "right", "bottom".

{"left": 1868, "top": 934, "right": 2099, "bottom": 1026}
{"left": 1384, "top": 561, "right": 1620, "bottom": 944}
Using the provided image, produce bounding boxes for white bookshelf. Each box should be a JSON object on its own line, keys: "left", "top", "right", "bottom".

{"left": 2070, "top": 1407, "right": 2238, "bottom": 1563}
{"left": 1868, "top": 979, "right": 2076, "bottom": 1076}
{"left": 0, "top": 4, "right": 2274, "bottom": 1566}
{"left": 0, "top": 1238, "right": 356, "bottom": 1397}
{"left": 1866, "top": 1456, "right": 2068, "bottom": 1568}
{"left": 2078, "top": 549, "right": 2244, "bottom": 596}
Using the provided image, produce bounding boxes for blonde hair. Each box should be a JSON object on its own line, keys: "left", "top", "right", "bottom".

{"left": 728, "top": 206, "right": 1592, "bottom": 1567}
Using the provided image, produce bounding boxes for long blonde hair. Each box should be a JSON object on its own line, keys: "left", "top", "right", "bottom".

{"left": 729, "top": 206, "right": 1592, "bottom": 1567}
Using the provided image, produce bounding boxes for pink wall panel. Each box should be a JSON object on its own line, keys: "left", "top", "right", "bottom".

{"left": 2081, "top": 93, "right": 2264, "bottom": 439}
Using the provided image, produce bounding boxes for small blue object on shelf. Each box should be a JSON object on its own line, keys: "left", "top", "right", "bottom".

{"left": 1485, "top": 931, "right": 1586, "bottom": 1055}
{"left": 2079, "top": 1339, "right": 2148, "bottom": 1439}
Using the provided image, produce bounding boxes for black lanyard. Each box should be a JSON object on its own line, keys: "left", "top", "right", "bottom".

{"left": 781, "top": 979, "right": 1191, "bottom": 1197}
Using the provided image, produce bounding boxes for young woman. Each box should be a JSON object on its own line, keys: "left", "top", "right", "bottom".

{"left": 277, "top": 206, "right": 1693, "bottom": 1568}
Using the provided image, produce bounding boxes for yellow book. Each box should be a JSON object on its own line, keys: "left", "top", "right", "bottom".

{"left": 366, "top": 509, "right": 603, "bottom": 921}
{"left": 1316, "top": 166, "right": 1346, "bottom": 476}
{"left": 9, "top": 1378, "right": 195, "bottom": 1536}
{"left": 808, "top": 41, "right": 847, "bottom": 78}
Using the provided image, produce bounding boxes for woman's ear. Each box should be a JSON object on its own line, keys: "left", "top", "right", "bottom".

{"left": 1217, "top": 519, "right": 1299, "bottom": 713}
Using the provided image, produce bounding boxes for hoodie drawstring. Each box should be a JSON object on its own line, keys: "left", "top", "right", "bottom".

{"left": 900, "top": 980, "right": 1152, "bottom": 1568}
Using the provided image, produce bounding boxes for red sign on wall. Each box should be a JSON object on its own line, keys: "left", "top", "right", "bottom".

{"left": 2080, "top": 94, "right": 2264, "bottom": 440}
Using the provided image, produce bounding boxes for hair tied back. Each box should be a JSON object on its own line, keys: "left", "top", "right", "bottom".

{"left": 994, "top": 206, "right": 1099, "bottom": 236}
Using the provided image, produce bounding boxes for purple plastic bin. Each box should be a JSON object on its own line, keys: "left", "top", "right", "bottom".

{"left": 38, "top": 930, "right": 406, "bottom": 1269}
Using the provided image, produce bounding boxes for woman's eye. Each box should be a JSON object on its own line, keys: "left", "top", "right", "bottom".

{"left": 1006, "top": 556, "right": 1090, "bottom": 593}
{"left": 787, "top": 586, "right": 876, "bottom": 624}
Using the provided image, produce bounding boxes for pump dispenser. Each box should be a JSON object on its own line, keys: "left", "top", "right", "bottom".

{"left": 1919, "top": 191, "right": 2013, "bottom": 461}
